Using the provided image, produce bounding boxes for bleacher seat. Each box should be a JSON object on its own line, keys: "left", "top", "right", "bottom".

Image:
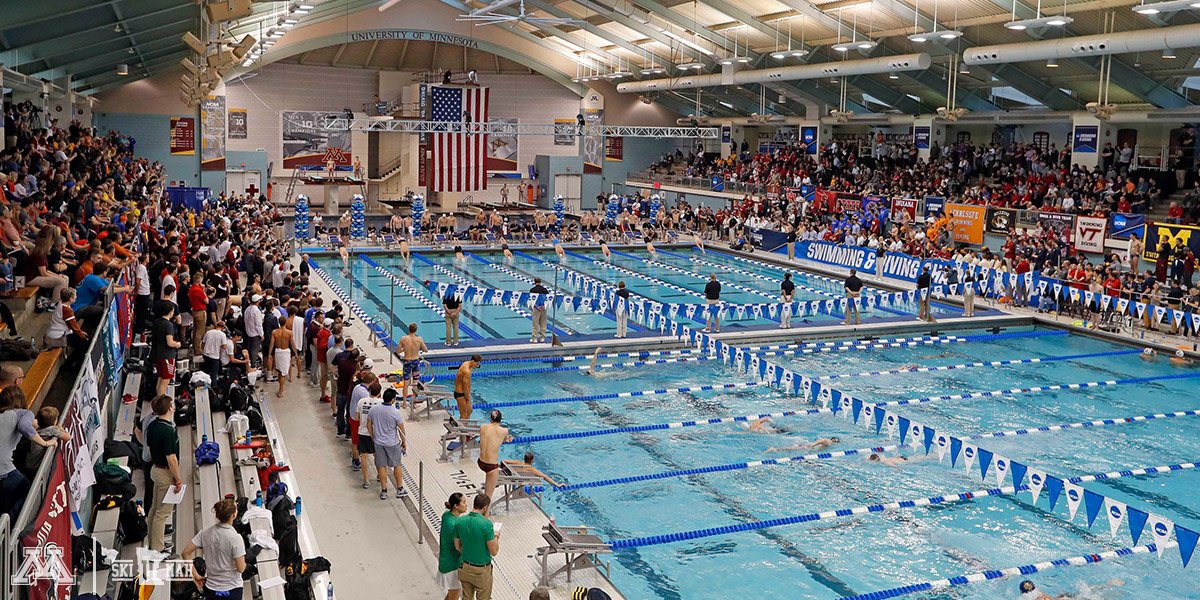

{"left": 20, "top": 348, "right": 64, "bottom": 409}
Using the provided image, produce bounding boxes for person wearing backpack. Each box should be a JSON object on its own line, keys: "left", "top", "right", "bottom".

{"left": 146, "top": 394, "right": 183, "bottom": 552}
{"left": 182, "top": 498, "right": 246, "bottom": 600}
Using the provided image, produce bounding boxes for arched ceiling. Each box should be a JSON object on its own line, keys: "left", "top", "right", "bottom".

{"left": 5, "top": 0, "right": 1199, "bottom": 116}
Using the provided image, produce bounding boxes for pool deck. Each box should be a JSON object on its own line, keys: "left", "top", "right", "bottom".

{"left": 291, "top": 239, "right": 1199, "bottom": 600}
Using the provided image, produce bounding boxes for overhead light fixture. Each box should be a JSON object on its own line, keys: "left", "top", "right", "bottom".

{"left": 293, "top": 3, "right": 315, "bottom": 13}
{"left": 1132, "top": 0, "right": 1200, "bottom": 14}
{"left": 939, "top": 30, "right": 963, "bottom": 39}
{"left": 1005, "top": 15, "right": 1073, "bottom": 30}
{"left": 856, "top": 40, "right": 877, "bottom": 50}
{"left": 608, "top": 70, "right": 633, "bottom": 78}
{"left": 661, "top": 29, "right": 716, "bottom": 56}
{"left": 1046, "top": 58, "right": 1059, "bottom": 67}
{"left": 832, "top": 43, "right": 852, "bottom": 52}
{"left": 889, "top": 72, "right": 900, "bottom": 79}
{"left": 908, "top": 33, "right": 929, "bottom": 42}
{"left": 676, "top": 61, "right": 704, "bottom": 70}
{"left": 789, "top": 49, "right": 808, "bottom": 57}
{"left": 718, "top": 100, "right": 735, "bottom": 109}
{"left": 640, "top": 66, "right": 665, "bottom": 75}
{"left": 268, "top": 28, "right": 286, "bottom": 38}
{"left": 958, "top": 63, "right": 970, "bottom": 74}
{"left": 771, "top": 50, "right": 788, "bottom": 59}
{"left": 718, "top": 55, "right": 751, "bottom": 65}
{"left": 1163, "top": 47, "right": 1177, "bottom": 59}
{"left": 116, "top": 63, "right": 129, "bottom": 76}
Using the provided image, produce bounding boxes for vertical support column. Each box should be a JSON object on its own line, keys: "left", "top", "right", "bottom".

{"left": 1071, "top": 114, "right": 1103, "bottom": 169}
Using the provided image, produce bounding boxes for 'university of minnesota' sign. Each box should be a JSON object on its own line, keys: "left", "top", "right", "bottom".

{"left": 348, "top": 29, "right": 480, "bottom": 49}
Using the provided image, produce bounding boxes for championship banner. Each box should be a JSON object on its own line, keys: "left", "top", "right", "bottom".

{"left": 913, "top": 126, "right": 930, "bottom": 149}
{"left": 801, "top": 126, "right": 818, "bottom": 154}
{"left": 923, "top": 196, "right": 945, "bottom": 220}
{"left": 1142, "top": 222, "right": 1200, "bottom": 269}
{"left": 1110, "top": 213, "right": 1145, "bottom": 239}
{"left": 748, "top": 228, "right": 791, "bottom": 252}
{"left": 200, "top": 95, "right": 226, "bottom": 171}
{"left": 1036, "top": 211, "right": 1076, "bottom": 241}
{"left": 862, "top": 194, "right": 887, "bottom": 214}
{"left": 169, "top": 116, "right": 194, "bottom": 156}
{"left": 1072, "top": 125, "right": 1099, "bottom": 153}
{"left": 228, "top": 108, "right": 247, "bottom": 139}
{"left": 891, "top": 197, "right": 918, "bottom": 222}
{"left": 486, "top": 117, "right": 518, "bottom": 172}
{"left": 604, "top": 136, "right": 624, "bottom": 161}
{"left": 1074, "top": 215, "right": 1108, "bottom": 253}
{"left": 16, "top": 452, "right": 72, "bottom": 600}
{"left": 799, "top": 240, "right": 877, "bottom": 274}
{"left": 985, "top": 207, "right": 1018, "bottom": 235}
{"left": 281, "top": 111, "right": 352, "bottom": 169}
{"left": 946, "top": 203, "right": 986, "bottom": 245}
{"left": 579, "top": 90, "right": 604, "bottom": 174}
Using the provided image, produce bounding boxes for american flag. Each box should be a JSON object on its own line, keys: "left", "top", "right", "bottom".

{"left": 430, "top": 85, "right": 489, "bottom": 192}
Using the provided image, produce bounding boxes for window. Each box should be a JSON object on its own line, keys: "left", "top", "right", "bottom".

{"left": 956, "top": 131, "right": 971, "bottom": 143}
{"left": 1032, "top": 131, "right": 1050, "bottom": 153}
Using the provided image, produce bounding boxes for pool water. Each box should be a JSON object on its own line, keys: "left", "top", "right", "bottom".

{"left": 473, "top": 325, "right": 1200, "bottom": 599}
{"left": 310, "top": 246, "right": 959, "bottom": 344}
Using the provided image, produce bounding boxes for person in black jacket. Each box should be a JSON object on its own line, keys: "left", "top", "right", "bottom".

{"left": 704, "top": 274, "right": 721, "bottom": 333}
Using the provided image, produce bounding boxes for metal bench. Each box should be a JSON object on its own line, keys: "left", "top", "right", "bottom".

{"left": 536, "top": 523, "right": 612, "bottom": 587}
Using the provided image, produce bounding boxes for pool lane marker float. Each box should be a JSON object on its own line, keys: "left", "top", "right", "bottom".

{"left": 549, "top": 407, "right": 1200, "bottom": 491}
{"left": 475, "top": 380, "right": 763, "bottom": 410}
{"left": 359, "top": 255, "right": 486, "bottom": 341}
{"left": 426, "top": 348, "right": 704, "bottom": 367}
{"left": 756, "top": 329, "right": 1066, "bottom": 358}
{"left": 609, "top": 248, "right": 784, "bottom": 307}
{"left": 836, "top": 540, "right": 1189, "bottom": 600}
{"left": 433, "top": 354, "right": 719, "bottom": 381}
{"left": 814, "top": 348, "right": 1141, "bottom": 381}
{"left": 878, "top": 371, "right": 1200, "bottom": 408}
{"left": 605, "top": 460, "right": 1200, "bottom": 549}
{"left": 511, "top": 407, "right": 835, "bottom": 444}
{"left": 309, "top": 259, "right": 394, "bottom": 347}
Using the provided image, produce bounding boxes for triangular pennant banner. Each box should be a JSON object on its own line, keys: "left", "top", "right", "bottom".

{"left": 962, "top": 443, "right": 978, "bottom": 474}
{"left": 993, "top": 455, "right": 1010, "bottom": 487}
{"left": 1176, "top": 525, "right": 1198, "bottom": 567}
{"left": 1128, "top": 506, "right": 1149, "bottom": 546}
{"left": 1105, "top": 498, "right": 1127, "bottom": 538}
{"left": 1149, "top": 514, "right": 1174, "bottom": 557}
{"left": 897, "top": 416, "right": 911, "bottom": 445}
{"left": 1046, "top": 475, "right": 1065, "bottom": 512}
{"left": 1009, "top": 461, "right": 1028, "bottom": 490}
{"left": 934, "top": 433, "right": 949, "bottom": 462}
{"left": 922, "top": 426, "right": 935, "bottom": 455}
{"left": 1064, "top": 482, "right": 1084, "bottom": 521}
{"left": 1083, "top": 489, "right": 1105, "bottom": 528}
{"left": 977, "top": 447, "right": 994, "bottom": 481}
{"left": 949, "top": 437, "right": 962, "bottom": 467}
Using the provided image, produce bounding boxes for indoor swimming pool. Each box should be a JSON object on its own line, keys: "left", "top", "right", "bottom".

{"left": 467, "top": 325, "right": 1200, "bottom": 599}
{"left": 309, "top": 246, "right": 963, "bottom": 344}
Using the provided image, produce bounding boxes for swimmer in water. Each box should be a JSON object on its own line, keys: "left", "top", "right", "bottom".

{"left": 693, "top": 233, "right": 706, "bottom": 254}
{"left": 454, "top": 245, "right": 466, "bottom": 265}
{"left": 1171, "top": 349, "right": 1194, "bottom": 367}
{"left": 600, "top": 239, "right": 612, "bottom": 262}
{"left": 554, "top": 239, "right": 566, "bottom": 262}
{"left": 339, "top": 243, "right": 350, "bottom": 270}
{"left": 767, "top": 437, "right": 841, "bottom": 453}
{"left": 867, "top": 453, "right": 914, "bottom": 466}
{"left": 501, "top": 242, "right": 514, "bottom": 264}
{"left": 1018, "top": 578, "right": 1123, "bottom": 599}
{"left": 899, "top": 364, "right": 921, "bottom": 371}
{"left": 585, "top": 347, "right": 602, "bottom": 376}
{"left": 399, "top": 238, "right": 411, "bottom": 263}
{"left": 645, "top": 237, "right": 657, "bottom": 262}
{"left": 1140, "top": 347, "right": 1157, "bottom": 362}
{"left": 742, "top": 417, "right": 788, "bottom": 434}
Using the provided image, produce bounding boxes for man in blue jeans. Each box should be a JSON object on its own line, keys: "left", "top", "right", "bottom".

{"left": 333, "top": 340, "right": 359, "bottom": 438}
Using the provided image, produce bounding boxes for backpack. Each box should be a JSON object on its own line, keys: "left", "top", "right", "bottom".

{"left": 276, "top": 514, "right": 302, "bottom": 573}
{"left": 244, "top": 404, "right": 265, "bottom": 434}
{"left": 174, "top": 391, "right": 195, "bottom": 427}
{"left": 71, "top": 534, "right": 96, "bottom": 573}
{"left": 117, "top": 500, "right": 148, "bottom": 545}
{"left": 227, "top": 384, "right": 251, "bottom": 413}
{"left": 267, "top": 485, "right": 295, "bottom": 536}
{"left": 94, "top": 464, "right": 136, "bottom": 501}
{"left": 195, "top": 435, "right": 220, "bottom": 466}
{"left": 104, "top": 439, "right": 146, "bottom": 470}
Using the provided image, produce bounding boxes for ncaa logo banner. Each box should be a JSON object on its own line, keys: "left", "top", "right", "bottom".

{"left": 800, "top": 241, "right": 878, "bottom": 273}
{"left": 1074, "top": 215, "right": 1108, "bottom": 254}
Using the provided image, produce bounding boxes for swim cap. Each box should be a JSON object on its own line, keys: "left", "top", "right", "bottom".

{"left": 1176, "top": 350, "right": 1186, "bottom": 358}
{"left": 1143, "top": 348, "right": 1154, "bottom": 355}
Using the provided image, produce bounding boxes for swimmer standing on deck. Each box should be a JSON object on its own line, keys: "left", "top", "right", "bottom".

{"left": 454, "top": 354, "right": 482, "bottom": 421}
{"left": 479, "top": 409, "right": 513, "bottom": 499}
{"left": 399, "top": 323, "right": 429, "bottom": 402}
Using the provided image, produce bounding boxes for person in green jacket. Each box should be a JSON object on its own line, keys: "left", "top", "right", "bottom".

{"left": 438, "top": 493, "right": 468, "bottom": 600}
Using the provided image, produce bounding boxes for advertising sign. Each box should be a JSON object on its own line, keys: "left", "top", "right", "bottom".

{"left": 1072, "top": 125, "right": 1099, "bottom": 153}
{"left": 281, "top": 111, "right": 351, "bottom": 169}
{"left": 923, "top": 196, "right": 945, "bottom": 220}
{"left": 801, "top": 126, "right": 818, "bottom": 154}
{"left": 200, "top": 96, "right": 225, "bottom": 171}
{"left": 800, "top": 241, "right": 877, "bottom": 274}
{"left": 1110, "top": 213, "right": 1145, "bottom": 239}
{"left": 228, "top": 108, "right": 247, "bottom": 139}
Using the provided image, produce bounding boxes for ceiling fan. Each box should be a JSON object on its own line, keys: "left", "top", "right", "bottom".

{"left": 456, "top": 0, "right": 581, "bottom": 26}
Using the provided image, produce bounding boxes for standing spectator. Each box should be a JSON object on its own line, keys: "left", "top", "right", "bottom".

{"left": 843, "top": 269, "right": 863, "bottom": 326}
{"left": 201, "top": 321, "right": 227, "bottom": 381}
{"left": 333, "top": 340, "right": 358, "bottom": 438}
{"left": 146, "top": 394, "right": 183, "bottom": 552}
{"left": 354, "top": 382, "right": 384, "bottom": 487}
{"left": 135, "top": 253, "right": 152, "bottom": 333}
{"left": 703, "top": 274, "right": 721, "bottom": 333}
{"left": 779, "top": 273, "right": 795, "bottom": 329}
{"left": 614, "top": 281, "right": 630, "bottom": 339}
{"left": 438, "top": 493, "right": 468, "bottom": 600}
{"left": 151, "top": 301, "right": 182, "bottom": 396}
{"left": 0, "top": 387, "right": 58, "bottom": 519}
{"left": 243, "top": 294, "right": 264, "bottom": 368}
{"left": 73, "top": 262, "right": 132, "bottom": 333}
{"left": 443, "top": 290, "right": 462, "bottom": 347}
{"left": 917, "top": 265, "right": 935, "bottom": 323}
{"left": 454, "top": 493, "right": 499, "bottom": 600}
{"left": 182, "top": 498, "right": 247, "bottom": 600}
{"left": 528, "top": 278, "right": 549, "bottom": 343}
{"left": 962, "top": 270, "right": 977, "bottom": 317}
{"left": 365, "top": 388, "right": 407, "bottom": 500}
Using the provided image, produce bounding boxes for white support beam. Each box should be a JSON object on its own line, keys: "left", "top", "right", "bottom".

{"left": 313, "top": 117, "right": 721, "bottom": 138}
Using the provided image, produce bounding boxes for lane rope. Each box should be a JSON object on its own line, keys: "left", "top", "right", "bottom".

{"left": 511, "top": 407, "right": 834, "bottom": 444}
{"left": 815, "top": 349, "right": 1140, "bottom": 381}
{"left": 476, "top": 381, "right": 763, "bottom": 410}
{"left": 436, "top": 354, "right": 718, "bottom": 381}
{"left": 756, "top": 330, "right": 1065, "bottom": 357}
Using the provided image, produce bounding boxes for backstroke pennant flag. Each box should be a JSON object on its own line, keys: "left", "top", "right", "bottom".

{"left": 1063, "top": 481, "right": 1084, "bottom": 521}
{"left": 1026, "top": 469, "right": 1046, "bottom": 506}
{"left": 430, "top": 85, "right": 489, "bottom": 192}
{"left": 1105, "top": 497, "right": 1127, "bottom": 538}
{"left": 1147, "top": 513, "right": 1174, "bottom": 557}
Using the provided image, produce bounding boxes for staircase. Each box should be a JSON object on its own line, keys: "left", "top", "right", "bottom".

{"left": 370, "top": 156, "right": 403, "bottom": 183}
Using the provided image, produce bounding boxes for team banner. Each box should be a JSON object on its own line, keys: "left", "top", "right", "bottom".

{"left": 1036, "top": 211, "right": 1076, "bottom": 241}
{"left": 1110, "top": 213, "right": 1145, "bottom": 239}
{"left": 799, "top": 240, "right": 878, "bottom": 274}
{"left": 862, "top": 194, "right": 888, "bottom": 215}
{"left": 1142, "top": 222, "right": 1200, "bottom": 269}
{"left": 1074, "top": 215, "right": 1108, "bottom": 253}
{"left": 985, "top": 207, "right": 1018, "bottom": 235}
{"left": 200, "top": 95, "right": 226, "bottom": 171}
{"left": 923, "top": 196, "right": 945, "bottom": 220}
{"left": 228, "top": 107, "right": 248, "bottom": 139}
{"left": 813, "top": 189, "right": 864, "bottom": 215}
{"left": 946, "top": 203, "right": 986, "bottom": 245}
{"left": 891, "top": 197, "right": 918, "bottom": 222}
{"left": 281, "top": 111, "right": 352, "bottom": 169}
{"left": 16, "top": 452, "right": 72, "bottom": 600}
{"left": 169, "top": 116, "right": 194, "bottom": 155}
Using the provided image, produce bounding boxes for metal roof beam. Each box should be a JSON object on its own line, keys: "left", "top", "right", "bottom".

{"left": 687, "top": 0, "right": 812, "bottom": 58}
{"left": 847, "top": 76, "right": 924, "bottom": 113}
{"left": 9, "top": 16, "right": 196, "bottom": 71}
{"left": 0, "top": 5, "right": 194, "bottom": 65}
{"left": 0, "top": 0, "right": 122, "bottom": 34}
{"left": 30, "top": 35, "right": 183, "bottom": 80}
{"left": 524, "top": 0, "right": 679, "bottom": 70}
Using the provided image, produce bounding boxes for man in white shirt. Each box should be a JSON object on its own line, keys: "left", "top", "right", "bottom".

{"left": 201, "top": 321, "right": 227, "bottom": 381}
{"left": 244, "top": 295, "right": 264, "bottom": 368}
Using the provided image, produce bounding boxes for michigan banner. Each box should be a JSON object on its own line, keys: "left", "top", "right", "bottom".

{"left": 1142, "top": 222, "right": 1200, "bottom": 268}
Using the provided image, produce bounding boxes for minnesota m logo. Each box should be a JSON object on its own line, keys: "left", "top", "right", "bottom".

{"left": 13, "top": 543, "right": 73, "bottom": 588}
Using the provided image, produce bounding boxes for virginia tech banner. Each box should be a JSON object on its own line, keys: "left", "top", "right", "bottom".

{"left": 1074, "top": 215, "right": 1108, "bottom": 253}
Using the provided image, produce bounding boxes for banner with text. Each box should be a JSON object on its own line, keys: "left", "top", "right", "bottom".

{"left": 946, "top": 203, "right": 986, "bottom": 245}
{"left": 923, "top": 196, "right": 945, "bottom": 220}
{"left": 985, "top": 207, "right": 1018, "bottom": 235}
{"left": 487, "top": 117, "right": 518, "bottom": 172}
{"left": 200, "top": 95, "right": 226, "bottom": 171}
{"left": 1072, "top": 125, "right": 1099, "bottom": 153}
{"left": 282, "top": 111, "right": 352, "bottom": 169}
{"left": 17, "top": 452, "right": 71, "bottom": 600}
{"left": 169, "top": 116, "right": 194, "bottom": 156}
{"left": 1036, "top": 211, "right": 1076, "bottom": 241}
{"left": 801, "top": 126, "right": 818, "bottom": 154}
{"left": 799, "top": 241, "right": 877, "bottom": 274}
{"left": 1110, "top": 213, "right": 1145, "bottom": 239}
{"left": 891, "top": 197, "right": 918, "bottom": 222}
{"left": 228, "top": 108, "right": 247, "bottom": 139}
{"left": 1142, "top": 222, "right": 1200, "bottom": 269}
{"left": 913, "top": 126, "right": 930, "bottom": 149}
{"left": 1074, "top": 215, "right": 1108, "bottom": 253}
